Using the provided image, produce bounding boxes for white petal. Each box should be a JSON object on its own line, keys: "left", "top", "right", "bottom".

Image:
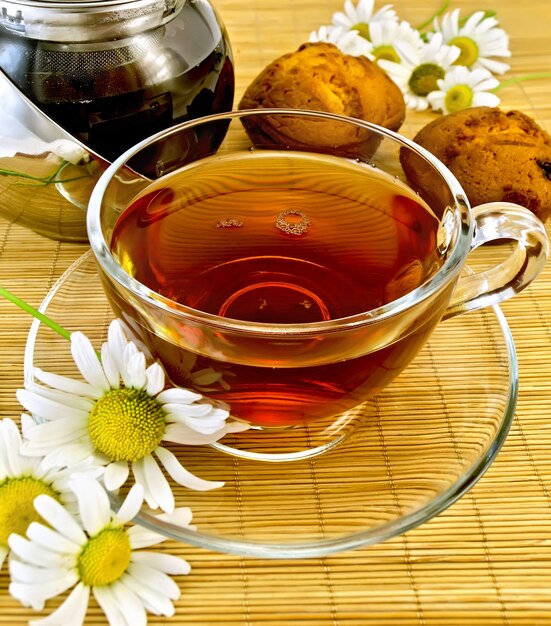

{"left": 10, "top": 571, "right": 78, "bottom": 606}
{"left": 24, "top": 416, "right": 88, "bottom": 447}
{"left": 131, "top": 458, "right": 158, "bottom": 510}
{"left": 8, "top": 534, "right": 72, "bottom": 569}
{"left": 155, "top": 506, "right": 194, "bottom": 527}
{"left": 473, "top": 76, "right": 499, "bottom": 92}
{"left": 71, "top": 474, "right": 111, "bottom": 535}
{"left": 110, "top": 581, "right": 147, "bottom": 626}
{"left": 8, "top": 580, "right": 47, "bottom": 611}
{"left": 101, "top": 343, "right": 121, "bottom": 389}
{"left": 33, "top": 494, "right": 87, "bottom": 545}
{"left": 123, "top": 349, "right": 147, "bottom": 390}
{"left": 477, "top": 57, "right": 510, "bottom": 74}
{"left": 164, "top": 402, "right": 221, "bottom": 417}
{"left": 16, "top": 389, "right": 90, "bottom": 422}
{"left": 20, "top": 413, "right": 37, "bottom": 436}
{"left": 126, "top": 562, "right": 180, "bottom": 600}
{"left": 108, "top": 320, "right": 129, "bottom": 372}
{"left": 103, "top": 461, "right": 130, "bottom": 491}
{"left": 33, "top": 368, "right": 99, "bottom": 399}
{"left": 26, "top": 522, "right": 81, "bottom": 554}
{"left": 156, "top": 388, "right": 202, "bottom": 405}
{"left": 145, "top": 363, "right": 165, "bottom": 397}
{"left": 131, "top": 551, "right": 190, "bottom": 575}
{"left": 24, "top": 383, "right": 95, "bottom": 413}
{"left": 112, "top": 483, "right": 144, "bottom": 526}
{"left": 10, "top": 569, "right": 78, "bottom": 600}
{"left": 120, "top": 343, "right": 140, "bottom": 389}
{"left": 142, "top": 454, "right": 175, "bottom": 513}
{"left": 10, "top": 560, "right": 67, "bottom": 584}
{"left": 119, "top": 574, "right": 175, "bottom": 617}
{"left": 93, "top": 585, "right": 127, "bottom": 626}
{"left": 155, "top": 446, "right": 224, "bottom": 491}
{"left": 427, "top": 90, "right": 445, "bottom": 111}
{"left": 36, "top": 442, "right": 95, "bottom": 470}
{"left": 29, "top": 582, "right": 89, "bottom": 626}
{"left": 462, "top": 10, "right": 487, "bottom": 33}
{"left": 0, "top": 418, "right": 24, "bottom": 476}
{"left": 472, "top": 91, "right": 501, "bottom": 108}
{"left": 164, "top": 422, "right": 231, "bottom": 445}
{"left": 71, "top": 332, "right": 110, "bottom": 392}
{"left": 172, "top": 412, "right": 229, "bottom": 435}
{"left": 128, "top": 507, "right": 193, "bottom": 548}
{"left": 46, "top": 457, "right": 103, "bottom": 491}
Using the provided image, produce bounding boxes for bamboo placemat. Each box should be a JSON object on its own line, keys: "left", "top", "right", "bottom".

{"left": 1, "top": 0, "right": 551, "bottom": 624}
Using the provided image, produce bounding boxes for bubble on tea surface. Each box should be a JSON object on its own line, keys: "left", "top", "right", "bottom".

{"left": 216, "top": 218, "right": 244, "bottom": 228}
{"left": 275, "top": 209, "right": 311, "bottom": 236}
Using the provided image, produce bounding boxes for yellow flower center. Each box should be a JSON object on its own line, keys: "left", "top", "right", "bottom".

{"left": 351, "top": 22, "right": 370, "bottom": 40}
{"left": 444, "top": 84, "right": 474, "bottom": 113}
{"left": 78, "top": 527, "right": 131, "bottom": 586}
{"left": 409, "top": 63, "right": 446, "bottom": 96}
{"left": 372, "top": 44, "right": 401, "bottom": 63}
{"left": 88, "top": 388, "right": 166, "bottom": 462}
{"left": 0, "top": 477, "right": 58, "bottom": 547}
{"left": 449, "top": 36, "right": 479, "bottom": 67}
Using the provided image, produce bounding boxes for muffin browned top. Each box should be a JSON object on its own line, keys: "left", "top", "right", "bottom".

{"left": 401, "top": 106, "right": 551, "bottom": 221}
{"left": 238, "top": 42, "right": 406, "bottom": 154}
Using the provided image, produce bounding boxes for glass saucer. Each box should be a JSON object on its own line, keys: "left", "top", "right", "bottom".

{"left": 24, "top": 251, "right": 517, "bottom": 559}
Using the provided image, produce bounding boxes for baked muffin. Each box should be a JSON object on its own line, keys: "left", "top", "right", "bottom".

{"left": 238, "top": 42, "right": 406, "bottom": 155}
{"left": 401, "top": 106, "right": 551, "bottom": 221}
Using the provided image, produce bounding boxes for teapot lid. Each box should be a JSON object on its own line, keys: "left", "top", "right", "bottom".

{"left": 0, "top": 0, "right": 186, "bottom": 41}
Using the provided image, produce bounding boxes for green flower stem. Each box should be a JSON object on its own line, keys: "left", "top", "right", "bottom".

{"left": 0, "top": 160, "right": 91, "bottom": 186}
{"left": 0, "top": 286, "right": 71, "bottom": 341}
{"left": 415, "top": 0, "right": 451, "bottom": 31}
{"left": 493, "top": 72, "right": 551, "bottom": 91}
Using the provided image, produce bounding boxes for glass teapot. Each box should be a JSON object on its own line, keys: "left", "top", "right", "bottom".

{"left": 0, "top": 0, "right": 234, "bottom": 241}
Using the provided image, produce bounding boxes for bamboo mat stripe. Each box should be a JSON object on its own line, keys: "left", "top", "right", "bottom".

{"left": 1, "top": 0, "right": 551, "bottom": 624}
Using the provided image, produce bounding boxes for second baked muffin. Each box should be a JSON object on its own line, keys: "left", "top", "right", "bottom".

{"left": 401, "top": 106, "right": 551, "bottom": 221}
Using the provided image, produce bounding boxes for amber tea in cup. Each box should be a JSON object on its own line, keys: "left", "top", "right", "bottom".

{"left": 110, "top": 151, "right": 442, "bottom": 427}
{"left": 88, "top": 109, "right": 548, "bottom": 433}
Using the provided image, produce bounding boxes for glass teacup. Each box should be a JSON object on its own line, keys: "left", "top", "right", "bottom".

{"left": 87, "top": 109, "right": 548, "bottom": 443}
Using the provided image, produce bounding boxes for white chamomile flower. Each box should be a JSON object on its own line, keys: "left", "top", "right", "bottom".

{"left": 0, "top": 417, "right": 100, "bottom": 571}
{"left": 432, "top": 9, "right": 511, "bottom": 75}
{"left": 368, "top": 19, "right": 422, "bottom": 63}
{"left": 17, "top": 319, "right": 249, "bottom": 514}
{"left": 309, "top": 25, "right": 373, "bottom": 57}
{"left": 378, "top": 33, "right": 461, "bottom": 111}
{"left": 9, "top": 474, "right": 191, "bottom": 626}
{"left": 332, "top": 0, "right": 398, "bottom": 41}
{"left": 118, "top": 313, "right": 230, "bottom": 392}
{"left": 428, "top": 66, "right": 500, "bottom": 114}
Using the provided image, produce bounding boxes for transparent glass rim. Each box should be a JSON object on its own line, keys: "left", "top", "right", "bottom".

{"left": 87, "top": 107, "right": 474, "bottom": 338}
{"left": 24, "top": 251, "right": 518, "bottom": 559}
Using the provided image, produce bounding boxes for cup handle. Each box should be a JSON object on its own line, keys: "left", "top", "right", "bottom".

{"left": 443, "top": 202, "right": 549, "bottom": 320}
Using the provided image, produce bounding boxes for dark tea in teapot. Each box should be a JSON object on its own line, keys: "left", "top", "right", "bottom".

{"left": 0, "top": 0, "right": 234, "bottom": 161}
